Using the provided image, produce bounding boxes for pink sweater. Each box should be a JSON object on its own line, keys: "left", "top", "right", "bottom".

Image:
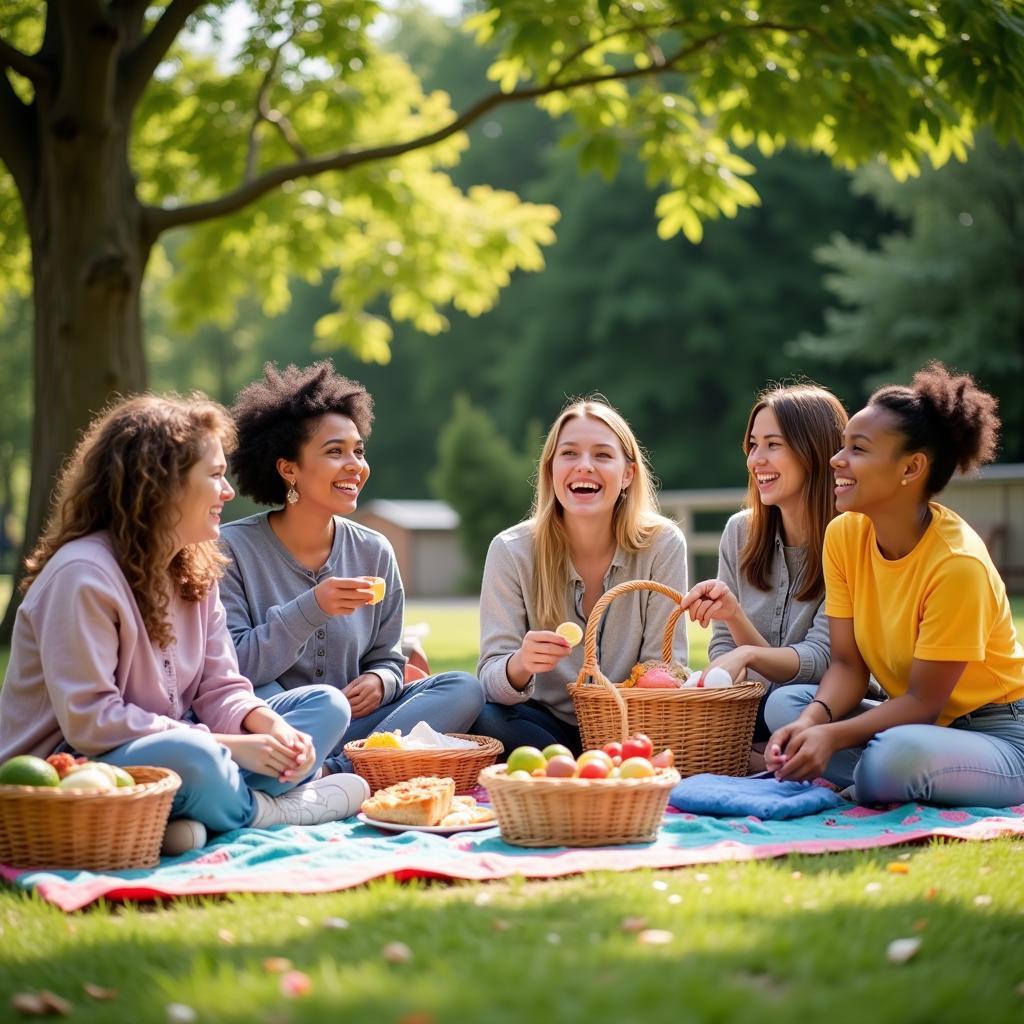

{"left": 0, "top": 533, "right": 265, "bottom": 761}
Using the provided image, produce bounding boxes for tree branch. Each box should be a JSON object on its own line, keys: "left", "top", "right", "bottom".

{"left": 145, "top": 21, "right": 815, "bottom": 235}
{"left": 0, "top": 35, "right": 48, "bottom": 86}
{"left": 119, "top": 0, "right": 206, "bottom": 112}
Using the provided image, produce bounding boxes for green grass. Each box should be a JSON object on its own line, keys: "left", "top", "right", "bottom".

{"left": 1, "top": 600, "right": 1023, "bottom": 1022}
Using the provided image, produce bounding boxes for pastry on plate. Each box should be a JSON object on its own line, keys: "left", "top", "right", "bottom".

{"left": 361, "top": 776, "right": 455, "bottom": 826}
{"left": 439, "top": 795, "right": 496, "bottom": 828}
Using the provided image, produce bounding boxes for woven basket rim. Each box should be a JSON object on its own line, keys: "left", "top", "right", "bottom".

{"left": 344, "top": 733, "right": 503, "bottom": 756}
{"left": 479, "top": 764, "right": 680, "bottom": 789}
{"left": 0, "top": 765, "right": 181, "bottom": 801}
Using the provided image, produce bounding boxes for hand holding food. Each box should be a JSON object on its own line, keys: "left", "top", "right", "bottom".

{"left": 554, "top": 621, "right": 583, "bottom": 647}
{"left": 313, "top": 576, "right": 380, "bottom": 616}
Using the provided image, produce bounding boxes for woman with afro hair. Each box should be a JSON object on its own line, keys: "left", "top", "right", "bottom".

{"left": 765, "top": 362, "right": 1024, "bottom": 807}
{"left": 220, "top": 362, "right": 484, "bottom": 774}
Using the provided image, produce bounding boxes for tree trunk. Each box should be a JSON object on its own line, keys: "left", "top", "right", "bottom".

{"left": 0, "top": 108, "right": 150, "bottom": 642}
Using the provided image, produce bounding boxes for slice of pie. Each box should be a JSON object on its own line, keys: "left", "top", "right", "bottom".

{"left": 361, "top": 776, "right": 455, "bottom": 826}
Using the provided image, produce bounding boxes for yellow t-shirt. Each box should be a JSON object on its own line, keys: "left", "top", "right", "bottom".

{"left": 824, "top": 503, "right": 1024, "bottom": 725}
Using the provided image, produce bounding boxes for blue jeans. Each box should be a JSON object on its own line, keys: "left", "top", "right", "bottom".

{"left": 764, "top": 684, "right": 1024, "bottom": 807}
{"left": 470, "top": 700, "right": 583, "bottom": 759}
{"left": 100, "top": 685, "right": 350, "bottom": 833}
{"left": 323, "top": 671, "right": 485, "bottom": 774}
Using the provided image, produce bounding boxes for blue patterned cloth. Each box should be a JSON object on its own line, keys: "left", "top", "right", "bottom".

{"left": 669, "top": 773, "right": 846, "bottom": 820}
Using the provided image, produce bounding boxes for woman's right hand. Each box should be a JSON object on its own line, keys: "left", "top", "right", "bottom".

{"left": 507, "top": 630, "right": 573, "bottom": 685}
{"left": 763, "top": 720, "right": 810, "bottom": 773}
{"left": 313, "top": 576, "right": 376, "bottom": 617}
{"left": 680, "top": 579, "right": 741, "bottom": 628}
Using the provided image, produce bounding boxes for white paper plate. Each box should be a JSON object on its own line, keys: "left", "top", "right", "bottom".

{"left": 357, "top": 811, "right": 497, "bottom": 834}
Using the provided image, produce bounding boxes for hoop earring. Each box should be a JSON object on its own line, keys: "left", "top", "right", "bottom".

{"left": 286, "top": 481, "right": 299, "bottom": 505}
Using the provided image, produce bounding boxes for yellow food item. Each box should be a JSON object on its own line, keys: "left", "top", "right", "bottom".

{"left": 366, "top": 577, "right": 387, "bottom": 605}
{"left": 363, "top": 731, "right": 402, "bottom": 749}
{"left": 361, "top": 776, "right": 455, "bottom": 826}
{"left": 555, "top": 621, "right": 583, "bottom": 647}
{"left": 439, "top": 796, "right": 496, "bottom": 827}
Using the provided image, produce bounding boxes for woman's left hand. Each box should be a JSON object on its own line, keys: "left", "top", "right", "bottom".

{"left": 706, "top": 647, "right": 750, "bottom": 683}
{"left": 772, "top": 724, "right": 836, "bottom": 782}
{"left": 267, "top": 719, "right": 316, "bottom": 781}
{"left": 343, "top": 673, "right": 385, "bottom": 719}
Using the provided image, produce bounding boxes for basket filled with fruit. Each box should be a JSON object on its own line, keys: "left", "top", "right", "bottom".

{"left": 344, "top": 728, "right": 503, "bottom": 794}
{"left": 567, "top": 580, "right": 766, "bottom": 779}
{"left": 479, "top": 738, "right": 679, "bottom": 847}
{"left": 0, "top": 754, "right": 180, "bottom": 870}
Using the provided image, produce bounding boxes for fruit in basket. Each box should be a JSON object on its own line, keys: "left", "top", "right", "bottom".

{"left": 651, "top": 748, "right": 675, "bottom": 769}
{"left": 635, "top": 667, "right": 682, "bottom": 689}
{"left": 45, "top": 752, "right": 79, "bottom": 779}
{"left": 507, "top": 746, "right": 547, "bottom": 775}
{"left": 602, "top": 741, "right": 622, "bottom": 759}
{"left": 545, "top": 755, "right": 578, "bottom": 778}
{"left": 621, "top": 733, "right": 654, "bottom": 760}
{"left": 619, "top": 757, "right": 656, "bottom": 779}
{"left": 578, "top": 758, "right": 610, "bottom": 780}
{"left": 0, "top": 754, "right": 60, "bottom": 787}
{"left": 555, "top": 621, "right": 583, "bottom": 647}
{"left": 364, "top": 731, "right": 403, "bottom": 749}
{"left": 541, "top": 743, "right": 572, "bottom": 761}
{"left": 59, "top": 766, "right": 116, "bottom": 791}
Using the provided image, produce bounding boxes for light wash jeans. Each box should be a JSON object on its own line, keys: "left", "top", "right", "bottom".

{"left": 319, "top": 671, "right": 485, "bottom": 774}
{"left": 99, "top": 685, "right": 350, "bottom": 833}
{"left": 764, "top": 684, "right": 1024, "bottom": 807}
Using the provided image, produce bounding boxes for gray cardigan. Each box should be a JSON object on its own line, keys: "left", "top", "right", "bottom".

{"left": 478, "top": 519, "right": 688, "bottom": 724}
{"left": 219, "top": 513, "right": 405, "bottom": 703}
{"left": 708, "top": 510, "right": 830, "bottom": 685}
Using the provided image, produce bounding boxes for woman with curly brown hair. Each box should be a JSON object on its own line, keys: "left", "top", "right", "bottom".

{"left": 0, "top": 395, "right": 365, "bottom": 854}
{"left": 220, "top": 362, "right": 483, "bottom": 774}
{"left": 765, "top": 363, "right": 1024, "bottom": 807}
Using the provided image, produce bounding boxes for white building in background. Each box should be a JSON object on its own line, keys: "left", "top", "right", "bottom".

{"left": 348, "top": 499, "right": 470, "bottom": 597}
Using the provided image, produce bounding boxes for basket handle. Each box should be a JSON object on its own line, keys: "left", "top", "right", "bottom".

{"left": 572, "top": 579, "right": 686, "bottom": 742}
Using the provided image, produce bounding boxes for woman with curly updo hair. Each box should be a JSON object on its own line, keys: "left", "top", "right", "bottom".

{"left": 765, "top": 363, "right": 1024, "bottom": 807}
{"left": 221, "top": 362, "right": 483, "bottom": 774}
{"left": 0, "top": 396, "right": 364, "bottom": 855}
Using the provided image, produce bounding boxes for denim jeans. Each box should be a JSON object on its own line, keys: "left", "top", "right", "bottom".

{"left": 764, "top": 684, "right": 1024, "bottom": 807}
{"left": 98, "top": 685, "right": 350, "bottom": 833}
{"left": 470, "top": 700, "right": 583, "bottom": 758}
{"left": 321, "top": 671, "right": 485, "bottom": 774}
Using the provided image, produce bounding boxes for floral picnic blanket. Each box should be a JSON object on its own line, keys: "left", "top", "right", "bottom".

{"left": 3, "top": 799, "right": 1022, "bottom": 912}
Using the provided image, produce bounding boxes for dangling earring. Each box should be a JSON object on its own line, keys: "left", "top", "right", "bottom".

{"left": 286, "top": 481, "right": 299, "bottom": 505}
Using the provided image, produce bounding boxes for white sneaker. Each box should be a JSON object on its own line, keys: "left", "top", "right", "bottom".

{"left": 161, "top": 818, "right": 208, "bottom": 856}
{"left": 249, "top": 774, "right": 370, "bottom": 828}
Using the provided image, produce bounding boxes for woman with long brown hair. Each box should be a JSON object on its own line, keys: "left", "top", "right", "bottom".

{"left": 681, "top": 383, "right": 848, "bottom": 744}
{"left": 0, "top": 395, "right": 364, "bottom": 855}
{"left": 473, "top": 397, "right": 687, "bottom": 755}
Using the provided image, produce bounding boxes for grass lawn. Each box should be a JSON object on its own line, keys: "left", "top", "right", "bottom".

{"left": 0, "top": 598, "right": 1022, "bottom": 1021}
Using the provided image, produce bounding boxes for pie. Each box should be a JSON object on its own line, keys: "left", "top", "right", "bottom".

{"left": 361, "top": 776, "right": 455, "bottom": 826}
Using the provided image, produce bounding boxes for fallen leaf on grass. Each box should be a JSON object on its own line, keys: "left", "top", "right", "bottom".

{"left": 637, "top": 929, "right": 674, "bottom": 946}
{"left": 323, "top": 917, "right": 349, "bottom": 930}
{"left": 886, "top": 937, "right": 922, "bottom": 965}
{"left": 217, "top": 928, "right": 235, "bottom": 944}
{"left": 263, "top": 957, "right": 293, "bottom": 974}
{"left": 974, "top": 894, "right": 993, "bottom": 906}
{"left": 621, "top": 916, "right": 647, "bottom": 933}
{"left": 166, "top": 1005, "right": 198, "bottom": 1024}
{"left": 82, "top": 983, "right": 117, "bottom": 1001}
{"left": 491, "top": 918, "right": 510, "bottom": 932}
{"left": 279, "top": 971, "right": 312, "bottom": 999}
{"left": 11, "top": 991, "right": 72, "bottom": 1016}
{"left": 383, "top": 942, "right": 412, "bottom": 964}
{"left": 886, "top": 863, "right": 910, "bottom": 875}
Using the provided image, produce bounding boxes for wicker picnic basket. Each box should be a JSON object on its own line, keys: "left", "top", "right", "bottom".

{"left": 479, "top": 764, "right": 680, "bottom": 847}
{"left": 568, "top": 580, "right": 766, "bottom": 778}
{"left": 344, "top": 734, "right": 503, "bottom": 794}
{"left": 0, "top": 766, "right": 181, "bottom": 870}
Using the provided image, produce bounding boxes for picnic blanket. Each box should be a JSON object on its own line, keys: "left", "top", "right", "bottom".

{"left": 4, "top": 799, "right": 1023, "bottom": 912}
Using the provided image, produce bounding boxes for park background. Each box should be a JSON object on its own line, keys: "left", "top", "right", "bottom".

{"left": 1, "top": 3, "right": 1024, "bottom": 1022}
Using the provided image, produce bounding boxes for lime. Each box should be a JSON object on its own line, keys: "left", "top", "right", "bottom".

{"left": 541, "top": 743, "right": 572, "bottom": 761}
{"left": 111, "top": 765, "right": 136, "bottom": 787}
{"left": 0, "top": 754, "right": 60, "bottom": 787}
{"left": 506, "top": 746, "right": 546, "bottom": 775}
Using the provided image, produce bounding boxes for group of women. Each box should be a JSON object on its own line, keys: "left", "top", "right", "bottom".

{"left": 0, "top": 358, "right": 1021, "bottom": 854}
